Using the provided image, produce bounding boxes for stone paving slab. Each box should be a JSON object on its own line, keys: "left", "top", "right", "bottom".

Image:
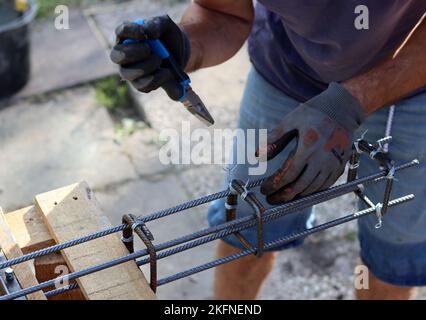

{"left": 0, "top": 86, "right": 136, "bottom": 211}
{"left": 88, "top": 0, "right": 189, "bottom": 48}
{"left": 15, "top": 9, "right": 116, "bottom": 99}
{"left": 261, "top": 192, "right": 359, "bottom": 300}
{"left": 118, "top": 127, "right": 175, "bottom": 177}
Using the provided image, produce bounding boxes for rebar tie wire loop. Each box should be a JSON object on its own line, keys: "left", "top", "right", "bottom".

{"left": 224, "top": 184, "right": 253, "bottom": 251}
{"left": 0, "top": 139, "right": 420, "bottom": 300}
{"left": 229, "top": 179, "right": 266, "bottom": 257}
{"left": 123, "top": 214, "right": 157, "bottom": 293}
{"left": 354, "top": 137, "right": 397, "bottom": 227}
{"left": 121, "top": 216, "right": 134, "bottom": 253}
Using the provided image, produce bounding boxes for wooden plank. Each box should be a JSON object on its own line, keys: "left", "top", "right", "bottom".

{"left": 5, "top": 206, "right": 83, "bottom": 299}
{"left": 5, "top": 206, "right": 55, "bottom": 254}
{"left": 35, "top": 182, "right": 156, "bottom": 300}
{"left": 34, "top": 253, "right": 85, "bottom": 300}
{"left": 0, "top": 208, "right": 47, "bottom": 300}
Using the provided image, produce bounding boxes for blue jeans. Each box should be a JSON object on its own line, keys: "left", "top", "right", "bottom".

{"left": 208, "top": 67, "right": 426, "bottom": 286}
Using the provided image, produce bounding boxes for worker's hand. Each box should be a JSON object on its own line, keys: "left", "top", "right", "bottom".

{"left": 110, "top": 15, "right": 190, "bottom": 100}
{"left": 257, "top": 83, "right": 366, "bottom": 205}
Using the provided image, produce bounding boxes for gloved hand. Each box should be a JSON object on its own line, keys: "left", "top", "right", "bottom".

{"left": 110, "top": 15, "right": 191, "bottom": 100}
{"left": 257, "top": 82, "right": 366, "bottom": 205}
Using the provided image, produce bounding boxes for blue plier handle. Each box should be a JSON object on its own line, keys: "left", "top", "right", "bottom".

{"left": 123, "top": 19, "right": 190, "bottom": 101}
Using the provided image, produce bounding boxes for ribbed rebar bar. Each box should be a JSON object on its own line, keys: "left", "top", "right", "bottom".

{"left": 45, "top": 283, "right": 79, "bottom": 298}
{"left": 0, "top": 159, "right": 418, "bottom": 299}
{"left": 0, "top": 179, "right": 264, "bottom": 271}
{"left": 3, "top": 190, "right": 414, "bottom": 301}
{"left": 137, "top": 175, "right": 369, "bottom": 266}
{"left": 157, "top": 194, "right": 414, "bottom": 286}
{"left": 0, "top": 224, "right": 127, "bottom": 270}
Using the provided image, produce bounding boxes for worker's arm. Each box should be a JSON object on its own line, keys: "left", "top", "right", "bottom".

{"left": 180, "top": 0, "right": 254, "bottom": 72}
{"left": 110, "top": 0, "right": 254, "bottom": 98}
{"left": 344, "top": 13, "right": 426, "bottom": 115}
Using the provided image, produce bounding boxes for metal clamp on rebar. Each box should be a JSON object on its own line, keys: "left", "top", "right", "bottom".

{"left": 379, "top": 163, "right": 396, "bottom": 219}
{"left": 228, "top": 181, "right": 238, "bottom": 195}
{"left": 353, "top": 139, "right": 363, "bottom": 155}
{"left": 386, "top": 165, "right": 396, "bottom": 180}
{"left": 230, "top": 179, "right": 266, "bottom": 257}
{"left": 131, "top": 220, "right": 155, "bottom": 241}
{"left": 121, "top": 216, "right": 135, "bottom": 253}
{"left": 347, "top": 147, "right": 361, "bottom": 183}
{"left": 122, "top": 214, "right": 157, "bottom": 293}
{"left": 224, "top": 202, "right": 238, "bottom": 210}
{"left": 369, "top": 145, "right": 383, "bottom": 161}
{"left": 376, "top": 136, "right": 392, "bottom": 153}
{"left": 354, "top": 130, "right": 368, "bottom": 155}
{"left": 225, "top": 182, "right": 253, "bottom": 250}
{"left": 0, "top": 250, "right": 25, "bottom": 300}
{"left": 375, "top": 203, "right": 383, "bottom": 229}
{"left": 121, "top": 235, "right": 134, "bottom": 243}
{"left": 355, "top": 138, "right": 393, "bottom": 169}
{"left": 348, "top": 162, "right": 360, "bottom": 170}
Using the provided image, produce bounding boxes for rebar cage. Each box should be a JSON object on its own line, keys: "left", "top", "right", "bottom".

{"left": 0, "top": 136, "right": 419, "bottom": 300}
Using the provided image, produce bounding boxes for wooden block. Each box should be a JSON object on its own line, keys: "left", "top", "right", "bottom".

{"left": 5, "top": 206, "right": 83, "bottom": 299}
{"left": 34, "top": 253, "right": 85, "bottom": 300}
{"left": 5, "top": 206, "right": 55, "bottom": 254}
{"left": 0, "top": 209, "right": 46, "bottom": 300}
{"left": 35, "top": 182, "right": 156, "bottom": 300}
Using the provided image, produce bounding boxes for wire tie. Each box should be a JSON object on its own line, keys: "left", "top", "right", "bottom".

{"left": 228, "top": 181, "right": 238, "bottom": 195}
{"left": 349, "top": 162, "right": 360, "bottom": 170}
{"left": 376, "top": 136, "right": 392, "bottom": 151}
{"left": 120, "top": 235, "right": 134, "bottom": 243}
{"left": 386, "top": 165, "right": 397, "bottom": 181}
{"left": 224, "top": 203, "right": 238, "bottom": 210}
{"left": 375, "top": 203, "right": 383, "bottom": 229}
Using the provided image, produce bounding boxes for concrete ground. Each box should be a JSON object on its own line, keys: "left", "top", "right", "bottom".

{"left": 0, "top": 0, "right": 424, "bottom": 300}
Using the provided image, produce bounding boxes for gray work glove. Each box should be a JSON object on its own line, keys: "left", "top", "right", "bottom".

{"left": 110, "top": 15, "right": 191, "bottom": 100}
{"left": 258, "top": 82, "right": 366, "bottom": 205}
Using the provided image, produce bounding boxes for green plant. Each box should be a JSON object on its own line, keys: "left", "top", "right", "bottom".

{"left": 116, "top": 118, "right": 146, "bottom": 135}
{"left": 95, "top": 75, "right": 131, "bottom": 111}
{"left": 36, "top": 0, "right": 111, "bottom": 19}
{"left": 36, "top": 0, "right": 81, "bottom": 18}
{"left": 345, "top": 231, "right": 357, "bottom": 242}
{"left": 148, "top": 134, "right": 168, "bottom": 147}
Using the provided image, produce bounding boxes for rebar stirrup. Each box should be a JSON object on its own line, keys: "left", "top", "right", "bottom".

{"left": 228, "top": 179, "right": 266, "bottom": 257}
{"left": 123, "top": 214, "right": 157, "bottom": 292}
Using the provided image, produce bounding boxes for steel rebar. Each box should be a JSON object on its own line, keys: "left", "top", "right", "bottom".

{"left": 0, "top": 159, "right": 419, "bottom": 300}
{"left": 157, "top": 194, "right": 414, "bottom": 286}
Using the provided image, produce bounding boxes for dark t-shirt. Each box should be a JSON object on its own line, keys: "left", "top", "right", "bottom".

{"left": 248, "top": 0, "right": 426, "bottom": 101}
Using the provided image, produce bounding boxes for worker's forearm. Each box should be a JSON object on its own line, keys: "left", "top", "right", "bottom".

{"left": 179, "top": 0, "right": 254, "bottom": 72}
{"left": 343, "top": 13, "right": 426, "bottom": 115}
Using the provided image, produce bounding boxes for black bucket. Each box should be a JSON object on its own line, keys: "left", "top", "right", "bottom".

{"left": 0, "top": 0, "right": 37, "bottom": 98}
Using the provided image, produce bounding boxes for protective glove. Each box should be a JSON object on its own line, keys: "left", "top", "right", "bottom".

{"left": 257, "top": 82, "right": 366, "bottom": 205}
{"left": 110, "top": 15, "right": 191, "bottom": 100}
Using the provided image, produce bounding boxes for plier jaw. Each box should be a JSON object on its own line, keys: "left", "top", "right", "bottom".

{"left": 182, "top": 87, "right": 215, "bottom": 126}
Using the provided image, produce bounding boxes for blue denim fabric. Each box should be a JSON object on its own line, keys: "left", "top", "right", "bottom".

{"left": 357, "top": 91, "right": 426, "bottom": 286}
{"left": 208, "top": 67, "right": 426, "bottom": 286}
